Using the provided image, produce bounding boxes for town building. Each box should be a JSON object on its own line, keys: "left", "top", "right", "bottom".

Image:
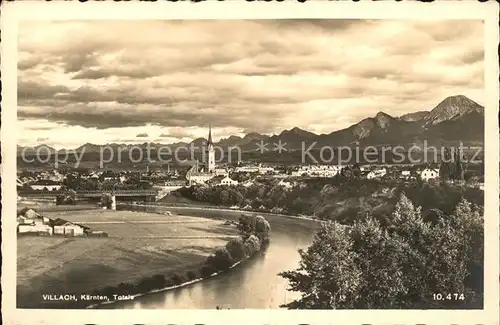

{"left": 234, "top": 164, "right": 275, "bottom": 175}
{"left": 220, "top": 176, "right": 238, "bottom": 186}
{"left": 420, "top": 168, "right": 440, "bottom": 181}
{"left": 207, "top": 125, "right": 216, "bottom": 173}
{"left": 291, "top": 165, "right": 341, "bottom": 178}
{"left": 30, "top": 180, "right": 63, "bottom": 191}
{"left": 18, "top": 223, "right": 53, "bottom": 235}
{"left": 367, "top": 168, "right": 387, "bottom": 179}
{"left": 277, "top": 179, "right": 293, "bottom": 190}
{"left": 53, "top": 218, "right": 85, "bottom": 236}
{"left": 215, "top": 168, "right": 229, "bottom": 177}
{"left": 242, "top": 180, "right": 254, "bottom": 188}
{"left": 186, "top": 126, "right": 218, "bottom": 185}
{"left": 17, "top": 208, "right": 92, "bottom": 237}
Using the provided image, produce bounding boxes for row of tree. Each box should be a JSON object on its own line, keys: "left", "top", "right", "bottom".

{"left": 80, "top": 214, "right": 271, "bottom": 307}
{"left": 55, "top": 189, "right": 76, "bottom": 205}
{"left": 280, "top": 194, "right": 483, "bottom": 309}
{"left": 63, "top": 176, "right": 153, "bottom": 191}
{"left": 176, "top": 179, "right": 483, "bottom": 225}
{"left": 200, "top": 215, "right": 271, "bottom": 277}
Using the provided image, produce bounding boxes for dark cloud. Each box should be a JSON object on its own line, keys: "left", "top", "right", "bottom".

{"left": 461, "top": 50, "right": 484, "bottom": 65}
{"left": 136, "top": 133, "right": 149, "bottom": 138}
{"left": 17, "top": 19, "right": 484, "bottom": 143}
{"left": 36, "top": 137, "right": 49, "bottom": 141}
{"left": 72, "top": 67, "right": 159, "bottom": 80}
{"left": 63, "top": 52, "right": 101, "bottom": 73}
{"left": 18, "top": 57, "right": 43, "bottom": 71}
{"left": 18, "top": 81, "right": 69, "bottom": 101}
{"left": 26, "top": 125, "right": 58, "bottom": 131}
{"left": 262, "top": 19, "right": 363, "bottom": 31}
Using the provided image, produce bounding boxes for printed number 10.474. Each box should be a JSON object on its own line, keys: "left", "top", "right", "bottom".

{"left": 433, "top": 293, "right": 465, "bottom": 301}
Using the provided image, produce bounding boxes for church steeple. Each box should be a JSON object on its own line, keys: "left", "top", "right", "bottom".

{"left": 207, "top": 124, "right": 213, "bottom": 146}
{"left": 206, "top": 125, "right": 215, "bottom": 173}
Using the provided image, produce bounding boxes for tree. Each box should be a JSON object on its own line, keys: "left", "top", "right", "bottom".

{"left": 220, "top": 189, "right": 230, "bottom": 204}
{"left": 454, "top": 148, "right": 467, "bottom": 181}
{"left": 254, "top": 215, "right": 271, "bottom": 242}
{"left": 280, "top": 194, "right": 484, "bottom": 309}
{"left": 350, "top": 217, "right": 408, "bottom": 308}
{"left": 206, "top": 247, "right": 234, "bottom": 271}
{"left": 243, "top": 235, "right": 261, "bottom": 257}
{"left": 186, "top": 271, "right": 198, "bottom": 281}
{"left": 279, "top": 221, "right": 362, "bottom": 309}
{"left": 56, "top": 189, "right": 77, "bottom": 205}
{"left": 101, "top": 193, "right": 113, "bottom": 209}
{"left": 65, "top": 189, "right": 76, "bottom": 204}
{"left": 439, "top": 147, "right": 454, "bottom": 180}
{"left": 236, "top": 214, "right": 271, "bottom": 242}
{"left": 170, "top": 273, "right": 186, "bottom": 286}
{"left": 237, "top": 215, "right": 255, "bottom": 239}
{"left": 225, "top": 238, "right": 246, "bottom": 261}
{"left": 200, "top": 264, "right": 217, "bottom": 278}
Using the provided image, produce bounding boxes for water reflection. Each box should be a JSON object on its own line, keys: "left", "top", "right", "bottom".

{"left": 105, "top": 205, "right": 316, "bottom": 309}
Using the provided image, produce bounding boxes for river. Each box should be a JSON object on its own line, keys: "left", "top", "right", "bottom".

{"left": 101, "top": 205, "right": 318, "bottom": 309}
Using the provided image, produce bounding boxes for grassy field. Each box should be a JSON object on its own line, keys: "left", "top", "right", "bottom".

{"left": 17, "top": 209, "right": 238, "bottom": 308}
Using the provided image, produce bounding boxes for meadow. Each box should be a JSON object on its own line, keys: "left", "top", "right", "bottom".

{"left": 17, "top": 209, "right": 238, "bottom": 308}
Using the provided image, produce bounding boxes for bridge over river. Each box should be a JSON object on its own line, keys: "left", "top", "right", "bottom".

{"left": 18, "top": 186, "right": 182, "bottom": 207}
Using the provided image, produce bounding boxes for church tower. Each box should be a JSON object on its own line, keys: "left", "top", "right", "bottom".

{"left": 207, "top": 125, "right": 215, "bottom": 173}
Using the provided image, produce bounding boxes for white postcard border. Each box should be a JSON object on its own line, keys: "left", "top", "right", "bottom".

{"left": 1, "top": 1, "right": 499, "bottom": 325}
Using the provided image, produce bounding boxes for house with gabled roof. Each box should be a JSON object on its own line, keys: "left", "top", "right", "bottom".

{"left": 52, "top": 218, "right": 85, "bottom": 236}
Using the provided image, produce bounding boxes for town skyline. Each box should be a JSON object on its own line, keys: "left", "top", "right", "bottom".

{"left": 18, "top": 19, "right": 484, "bottom": 149}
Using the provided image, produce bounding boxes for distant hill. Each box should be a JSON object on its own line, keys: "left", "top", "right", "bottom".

{"left": 399, "top": 111, "right": 429, "bottom": 122}
{"left": 422, "top": 95, "right": 484, "bottom": 126}
{"left": 17, "top": 95, "right": 484, "bottom": 156}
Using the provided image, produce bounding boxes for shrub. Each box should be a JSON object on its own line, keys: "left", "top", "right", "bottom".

{"left": 254, "top": 215, "right": 271, "bottom": 241}
{"left": 200, "top": 264, "right": 217, "bottom": 278}
{"left": 237, "top": 214, "right": 271, "bottom": 241}
{"left": 243, "top": 235, "right": 261, "bottom": 257}
{"left": 170, "top": 273, "right": 186, "bottom": 286}
{"left": 100, "top": 193, "right": 113, "bottom": 209}
{"left": 186, "top": 271, "right": 198, "bottom": 281}
{"left": 116, "top": 282, "right": 135, "bottom": 295}
{"left": 150, "top": 274, "right": 167, "bottom": 289}
{"left": 225, "top": 238, "right": 246, "bottom": 261}
{"left": 206, "top": 247, "right": 233, "bottom": 271}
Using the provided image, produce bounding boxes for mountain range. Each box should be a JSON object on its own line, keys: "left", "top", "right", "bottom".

{"left": 17, "top": 95, "right": 484, "bottom": 156}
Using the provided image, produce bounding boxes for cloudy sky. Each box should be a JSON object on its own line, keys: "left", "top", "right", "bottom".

{"left": 18, "top": 19, "right": 484, "bottom": 149}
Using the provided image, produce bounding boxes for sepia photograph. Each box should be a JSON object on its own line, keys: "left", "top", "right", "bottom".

{"left": 2, "top": 1, "right": 499, "bottom": 325}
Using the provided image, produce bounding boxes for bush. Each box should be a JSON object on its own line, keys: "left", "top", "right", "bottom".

{"left": 237, "top": 215, "right": 271, "bottom": 241}
{"left": 150, "top": 274, "right": 167, "bottom": 289}
{"left": 206, "top": 247, "right": 233, "bottom": 271}
{"left": 200, "top": 264, "right": 217, "bottom": 278}
{"left": 100, "top": 193, "right": 113, "bottom": 209}
{"left": 186, "top": 271, "right": 198, "bottom": 281}
{"left": 116, "top": 282, "right": 135, "bottom": 295}
{"left": 243, "top": 235, "right": 261, "bottom": 257}
{"left": 170, "top": 273, "right": 186, "bottom": 286}
{"left": 254, "top": 215, "right": 271, "bottom": 241}
{"left": 225, "top": 238, "right": 246, "bottom": 261}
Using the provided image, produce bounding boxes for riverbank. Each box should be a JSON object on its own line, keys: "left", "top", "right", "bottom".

{"left": 93, "top": 213, "right": 272, "bottom": 309}
{"left": 16, "top": 208, "right": 238, "bottom": 308}
{"left": 126, "top": 202, "right": 321, "bottom": 224}
{"left": 90, "top": 257, "right": 248, "bottom": 309}
{"left": 17, "top": 200, "right": 101, "bottom": 212}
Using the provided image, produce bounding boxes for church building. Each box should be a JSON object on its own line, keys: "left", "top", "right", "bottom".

{"left": 207, "top": 125, "right": 216, "bottom": 173}
{"left": 186, "top": 125, "right": 217, "bottom": 185}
